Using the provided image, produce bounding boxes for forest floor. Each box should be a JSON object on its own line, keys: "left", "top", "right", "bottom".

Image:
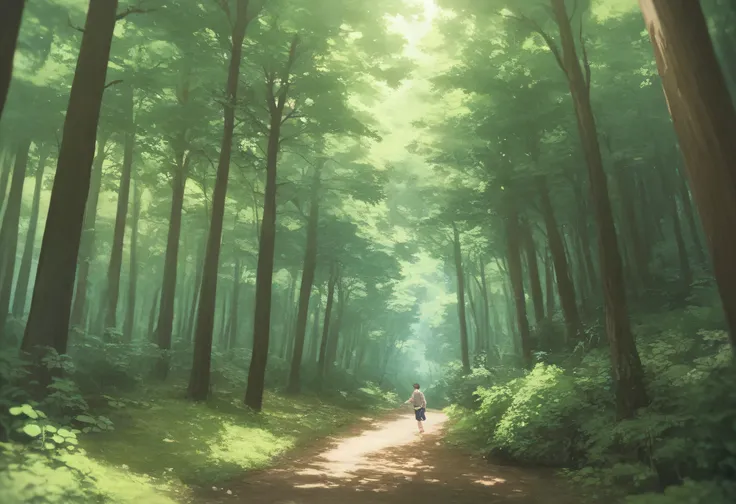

{"left": 195, "top": 408, "right": 579, "bottom": 504}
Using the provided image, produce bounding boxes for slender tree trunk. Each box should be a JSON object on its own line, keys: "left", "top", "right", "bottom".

{"left": 287, "top": 165, "right": 320, "bottom": 393}
{"left": 0, "top": 0, "right": 25, "bottom": 120}
{"left": 147, "top": 287, "right": 160, "bottom": 342}
{"left": 307, "top": 298, "right": 321, "bottom": 364}
{"left": 640, "top": 0, "right": 736, "bottom": 344}
{"left": 227, "top": 257, "right": 241, "bottom": 350}
{"left": 185, "top": 236, "right": 205, "bottom": 343}
{"left": 571, "top": 176, "right": 598, "bottom": 291}
{"left": 505, "top": 205, "right": 532, "bottom": 366}
{"left": 103, "top": 86, "right": 134, "bottom": 330}
{"left": 70, "top": 131, "right": 110, "bottom": 329}
{"left": 316, "top": 265, "right": 337, "bottom": 389}
{"left": 451, "top": 222, "right": 471, "bottom": 373}
{"left": 537, "top": 176, "right": 581, "bottom": 340}
{"left": 326, "top": 286, "right": 348, "bottom": 369}
{"left": 613, "top": 162, "right": 649, "bottom": 291}
{"left": 123, "top": 182, "right": 140, "bottom": 343}
{"left": 12, "top": 144, "right": 48, "bottom": 318}
{"left": 478, "top": 258, "right": 492, "bottom": 348}
{"left": 0, "top": 139, "right": 30, "bottom": 329}
{"left": 0, "top": 153, "right": 12, "bottom": 211}
{"left": 21, "top": 0, "right": 118, "bottom": 366}
{"left": 544, "top": 248, "right": 556, "bottom": 316}
{"left": 521, "top": 218, "right": 545, "bottom": 324}
{"left": 154, "top": 165, "right": 187, "bottom": 378}
{"left": 244, "top": 37, "right": 298, "bottom": 410}
{"left": 675, "top": 163, "right": 706, "bottom": 265}
{"left": 188, "top": 0, "right": 255, "bottom": 401}
{"left": 552, "top": 0, "right": 648, "bottom": 418}
{"left": 466, "top": 273, "right": 481, "bottom": 354}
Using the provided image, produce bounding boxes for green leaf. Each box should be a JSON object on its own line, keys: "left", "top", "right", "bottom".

{"left": 52, "top": 434, "right": 64, "bottom": 444}
{"left": 45, "top": 425, "right": 57, "bottom": 433}
{"left": 8, "top": 406, "right": 23, "bottom": 416}
{"left": 21, "top": 404, "right": 38, "bottom": 419}
{"left": 22, "top": 424, "right": 42, "bottom": 437}
{"left": 44, "top": 442, "right": 55, "bottom": 450}
{"left": 57, "top": 428, "right": 75, "bottom": 438}
{"left": 75, "top": 415, "right": 96, "bottom": 424}
{"left": 65, "top": 437, "right": 78, "bottom": 445}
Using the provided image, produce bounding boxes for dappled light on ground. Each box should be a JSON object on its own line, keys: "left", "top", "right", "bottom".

{"left": 201, "top": 409, "right": 578, "bottom": 503}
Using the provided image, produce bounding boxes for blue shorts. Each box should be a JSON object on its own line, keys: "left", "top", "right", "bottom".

{"left": 414, "top": 407, "right": 426, "bottom": 421}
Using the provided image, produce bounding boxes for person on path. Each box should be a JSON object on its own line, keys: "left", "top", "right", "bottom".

{"left": 404, "top": 383, "right": 426, "bottom": 433}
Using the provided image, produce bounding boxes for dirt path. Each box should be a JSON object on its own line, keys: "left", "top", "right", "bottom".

{"left": 201, "top": 409, "right": 579, "bottom": 503}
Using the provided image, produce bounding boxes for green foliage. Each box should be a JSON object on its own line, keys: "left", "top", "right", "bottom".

{"left": 445, "top": 303, "right": 736, "bottom": 502}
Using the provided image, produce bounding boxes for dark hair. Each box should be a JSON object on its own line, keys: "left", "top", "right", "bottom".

{"left": 413, "top": 383, "right": 420, "bottom": 389}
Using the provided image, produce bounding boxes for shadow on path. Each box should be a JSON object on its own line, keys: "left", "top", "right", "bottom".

{"left": 200, "top": 409, "right": 579, "bottom": 503}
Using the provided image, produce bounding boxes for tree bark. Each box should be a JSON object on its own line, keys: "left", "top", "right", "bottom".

{"left": 316, "top": 264, "right": 337, "bottom": 389}
{"left": 505, "top": 205, "right": 532, "bottom": 366}
{"left": 123, "top": 181, "right": 140, "bottom": 343}
{"left": 544, "top": 248, "right": 555, "bottom": 316}
{"left": 0, "top": 0, "right": 25, "bottom": 120}
{"left": 227, "top": 257, "right": 241, "bottom": 350}
{"left": 551, "top": 0, "right": 648, "bottom": 418}
{"left": 521, "top": 218, "right": 545, "bottom": 324}
{"left": 675, "top": 162, "right": 706, "bottom": 265}
{"left": 103, "top": 85, "right": 134, "bottom": 331}
{"left": 451, "top": 222, "right": 471, "bottom": 373}
{"left": 0, "top": 139, "right": 30, "bottom": 329}
{"left": 537, "top": 176, "right": 581, "bottom": 340}
{"left": 70, "top": 131, "right": 110, "bottom": 329}
{"left": 640, "top": 0, "right": 736, "bottom": 345}
{"left": 12, "top": 144, "right": 48, "bottom": 318}
{"left": 154, "top": 159, "right": 187, "bottom": 378}
{"left": 188, "top": 0, "right": 256, "bottom": 401}
{"left": 21, "top": 0, "right": 118, "bottom": 364}
{"left": 245, "top": 36, "right": 298, "bottom": 411}
{"left": 287, "top": 163, "right": 321, "bottom": 393}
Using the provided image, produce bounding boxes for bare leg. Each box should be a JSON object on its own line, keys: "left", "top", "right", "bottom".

{"left": 417, "top": 420, "right": 424, "bottom": 433}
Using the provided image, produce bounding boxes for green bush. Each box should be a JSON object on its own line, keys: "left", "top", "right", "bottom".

{"left": 444, "top": 303, "right": 736, "bottom": 502}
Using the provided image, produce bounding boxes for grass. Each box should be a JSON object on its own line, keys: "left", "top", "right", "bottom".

{"left": 2, "top": 384, "right": 384, "bottom": 504}
{"left": 72, "top": 385, "right": 369, "bottom": 501}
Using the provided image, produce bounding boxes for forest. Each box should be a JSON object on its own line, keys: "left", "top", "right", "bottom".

{"left": 0, "top": 0, "right": 735, "bottom": 503}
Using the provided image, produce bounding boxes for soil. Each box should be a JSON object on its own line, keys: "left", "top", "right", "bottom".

{"left": 198, "top": 409, "right": 581, "bottom": 504}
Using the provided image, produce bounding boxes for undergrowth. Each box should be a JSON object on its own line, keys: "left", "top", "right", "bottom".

{"left": 443, "top": 300, "right": 736, "bottom": 504}
{"left": 0, "top": 328, "right": 399, "bottom": 504}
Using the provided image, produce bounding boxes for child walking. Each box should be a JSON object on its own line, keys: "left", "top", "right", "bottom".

{"left": 404, "top": 383, "right": 427, "bottom": 433}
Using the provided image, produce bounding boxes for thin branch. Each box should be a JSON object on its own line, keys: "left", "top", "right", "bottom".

{"left": 104, "top": 79, "right": 124, "bottom": 89}
{"left": 504, "top": 13, "right": 567, "bottom": 76}
{"left": 116, "top": 6, "right": 155, "bottom": 21}
{"left": 67, "top": 16, "right": 84, "bottom": 33}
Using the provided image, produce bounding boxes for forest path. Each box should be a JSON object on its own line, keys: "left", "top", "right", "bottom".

{"left": 199, "top": 408, "right": 578, "bottom": 504}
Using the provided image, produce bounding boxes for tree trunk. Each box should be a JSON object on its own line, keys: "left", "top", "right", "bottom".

{"left": 307, "top": 298, "right": 321, "bottom": 363}
{"left": 316, "top": 265, "right": 337, "bottom": 389}
{"left": 103, "top": 86, "right": 134, "bottom": 331}
{"left": 537, "top": 176, "right": 581, "bottom": 340}
{"left": 675, "top": 163, "right": 706, "bottom": 264}
{"left": 154, "top": 163, "right": 187, "bottom": 378}
{"left": 0, "top": 139, "right": 30, "bottom": 329}
{"left": 613, "top": 162, "right": 649, "bottom": 291}
{"left": 147, "top": 287, "right": 160, "bottom": 341}
{"left": 505, "top": 205, "right": 532, "bottom": 366}
{"left": 0, "top": 0, "right": 25, "bottom": 120}
{"left": 639, "top": 0, "right": 736, "bottom": 345}
{"left": 287, "top": 163, "right": 320, "bottom": 393}
{"left": 245, "top": 37, "right": 298, "bottom": 411}
{"left": 188, "top": 0, "right": 255, "bottom": 401}
{"left": 0, "top": 154, "right": 12, "bottom": 210}
{"left": 571, "top": 175, "right": 598, "bottom": 292}
{"left": 123, "top": 181, "right": 140, "bottom": 343}
{"left": 185, "top": 236, "right": 205, "bottom": 343}
{"left": 552, "top": 0, "right": 648, "bottom": 418}
{"left": 12, "top": 144, "right": 48, "bottom": 318}
{"left": 70, "top": 131, "right": 110, "bottom": 329}
{"left": 326, "top": 285, "right": 348, "bottom": 369}
{"left": 544, "top": 248, "right": 555, "bottom": 316}
{"left": 227, "top": 257, "right": 241, "bottom": 350}
{"left": 21, "top": 0, "right": 118, "bottom": 365}
{"left": 521, "top": 218, "right": 545, "bottom": 324}
{"left": 451, "top": 222, "right": 471, "bottom": 373}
